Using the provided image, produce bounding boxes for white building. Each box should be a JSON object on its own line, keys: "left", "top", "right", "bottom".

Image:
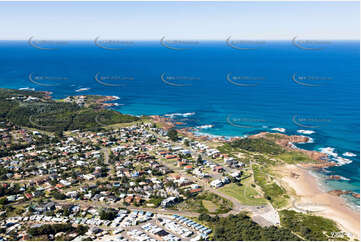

{"left": 210, "top": 179, "right": 223, "bottom": 188}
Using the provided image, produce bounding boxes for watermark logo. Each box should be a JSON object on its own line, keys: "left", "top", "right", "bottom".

{"left": 226, "top": 36, "right": 266, "bottom": 50}
{"left": 226, "top": 114, "right": 267, "bottom": 129}
{"left": 292, "top": 36, "right": 331, "bottom": 50}
{"left": 94, "top": 36, "right": 134, "bottom": 50}
{"left": 160, "top": 37, "right": 199, "bottom": 50}
{"left": 29, "top": 114, "right": 71, "bottom": 130}
{"left": 160, "top": 73, "right": 200, "bottom": 87}
{"left": 292, "top": 73, "right": 332, "bottom": 87}
{"left": 28, "top": 73, "right": 67, "bottom": 87}
{"left": 226, "top": 73, "right": 263, "bottom": 87}
{"left": 28, "top": 36, "right": 68, "bottom": 50}
{"left": 94, "top": 72, "right": 134, "bottom": 87}
{"left": 292, "top": 115, "right": 331, "bottom": 129}
{"left": 330, "top": 232, "right": 353, "bottom": 238}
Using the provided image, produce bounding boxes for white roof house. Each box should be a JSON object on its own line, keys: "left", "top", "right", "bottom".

{"left": 210, "top": 179, "right": 223, "bottom": 188}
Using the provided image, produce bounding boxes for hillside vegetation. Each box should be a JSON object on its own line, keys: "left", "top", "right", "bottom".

{"left": 221, "top": 138, "right": 284, "bottom": 155}
{"left": 0, "top": 88, "right": 138, "bottom": 132}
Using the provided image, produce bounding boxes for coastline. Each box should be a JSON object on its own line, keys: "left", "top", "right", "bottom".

{"left": 161, "top": 118, "right": 360, "bottom": 238}
{"left": 9, "top": 89, "right": 359, "bottom": 238}
{"left": 276, "top": 164, "right": 360, "bottom": 240}
{"left": 155, "top": 115, "right": 359, "bottom": 199}
{"left": 1, "top": 88, "right": 359, "bottom": 239}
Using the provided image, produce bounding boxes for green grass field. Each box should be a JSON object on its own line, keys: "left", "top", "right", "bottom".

{"left": 276, "top": 151, "right": 315, "bottom": 164}
{"left": 202, "top": 200, "right": 218, "bottom": 212}
{"left": 176, "top": 192, "right": 232, "bottom": 214}
{"left": 219, "top": 180, "right": 267, "bottom": 206}
{"left": 253, "top": 165, "right": 288, "bottom": 208}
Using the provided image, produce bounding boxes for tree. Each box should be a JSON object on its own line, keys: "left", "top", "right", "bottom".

{"left": 52, "top": 191, "right": 66, "bottom": 200}
{"left": 0, "top": 197, "right": 8, "bottom": 205}
{"left": 167, "top": 128, "right": 178, "bottom": 142}
{"left": 196, "top": 155, "right": 203, "bottom": 165}
{"left": 76, "top": 225, "right": 89, "bottom": 235}
{"left": 63, "top": 208, "right": 71, "bottom": 216}
{"left": 56, "top": 130, "right": 64, "bottom": 138}
{"left": 99, "top": 208, "right": 117, "bottom": 220}
{"left": 210, "top": 213, "right": 300, "bottom": 241}
{"left": 198, "top": 213, "right": 212, "bottom": 222}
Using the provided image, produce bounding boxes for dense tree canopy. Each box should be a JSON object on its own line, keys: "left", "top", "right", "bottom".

{"left": 199, "top": 213, "right": 300, "bottom": 241}
{"left": 228, "top": 138, "right": 284, "bottom": 155}
{"left": 0, "top": 88, "right": 139, "bottom": 133}
{"left": 167, "top": 128, "right": 178, "bottom": 142}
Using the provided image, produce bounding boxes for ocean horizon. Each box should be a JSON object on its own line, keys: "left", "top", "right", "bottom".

{"left": 0, "top": 40, "right": 359, "bottom": 208}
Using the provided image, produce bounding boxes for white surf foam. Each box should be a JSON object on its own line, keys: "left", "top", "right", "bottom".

{"left": 19, "top": 87, "right": 35, "bottom": 91}
{"left": 319, "top": 147, "right": 353, "bottom": 166}
{"left": 319, "top": 147, "right": 338, "bottom": 157}
{"left": 271, "top": 127, "right": 285, "bottom": 133}
{"left": 343, "top": 152, "right": 357, "bottom": 157}
{"left": 165, "top": 112, "right": 196, "bottom": 118}
{"left": 297, "top": 130, "right": 315, "bottom": 135}
{"left": 75, "top": 88, "right": 90, "bottom": 92}
{"left": 333, "top": 156, "right": 352, "bottom": 166}
{"left": 196, "top": 125, "right": 214, "bottom": 129}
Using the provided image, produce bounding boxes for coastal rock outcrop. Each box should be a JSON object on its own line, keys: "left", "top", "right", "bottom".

{"left": 249, "top": 132, "right": 329, "bottom": 163}
{"left": 151, "top": 115, "right": 175, "bottom": 130}
{"left": 328, "top": 190, "right": 360, "bottom": 199}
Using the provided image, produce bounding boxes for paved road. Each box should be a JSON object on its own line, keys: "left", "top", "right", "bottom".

{"left": 102, "top": 147, "right": 110, "bottom": 164}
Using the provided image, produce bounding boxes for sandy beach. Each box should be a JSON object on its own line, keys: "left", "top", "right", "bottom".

{"left": 275, "top": 164, "right": 360, "bottom": 240}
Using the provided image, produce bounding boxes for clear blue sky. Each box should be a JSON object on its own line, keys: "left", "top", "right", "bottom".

{"left": 0, "top": 1, "right": 359, "bottom": 40}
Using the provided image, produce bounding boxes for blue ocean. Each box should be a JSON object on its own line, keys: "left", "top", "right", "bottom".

{"left": 0, "top": 40, "right": 359, "bottom": 207}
